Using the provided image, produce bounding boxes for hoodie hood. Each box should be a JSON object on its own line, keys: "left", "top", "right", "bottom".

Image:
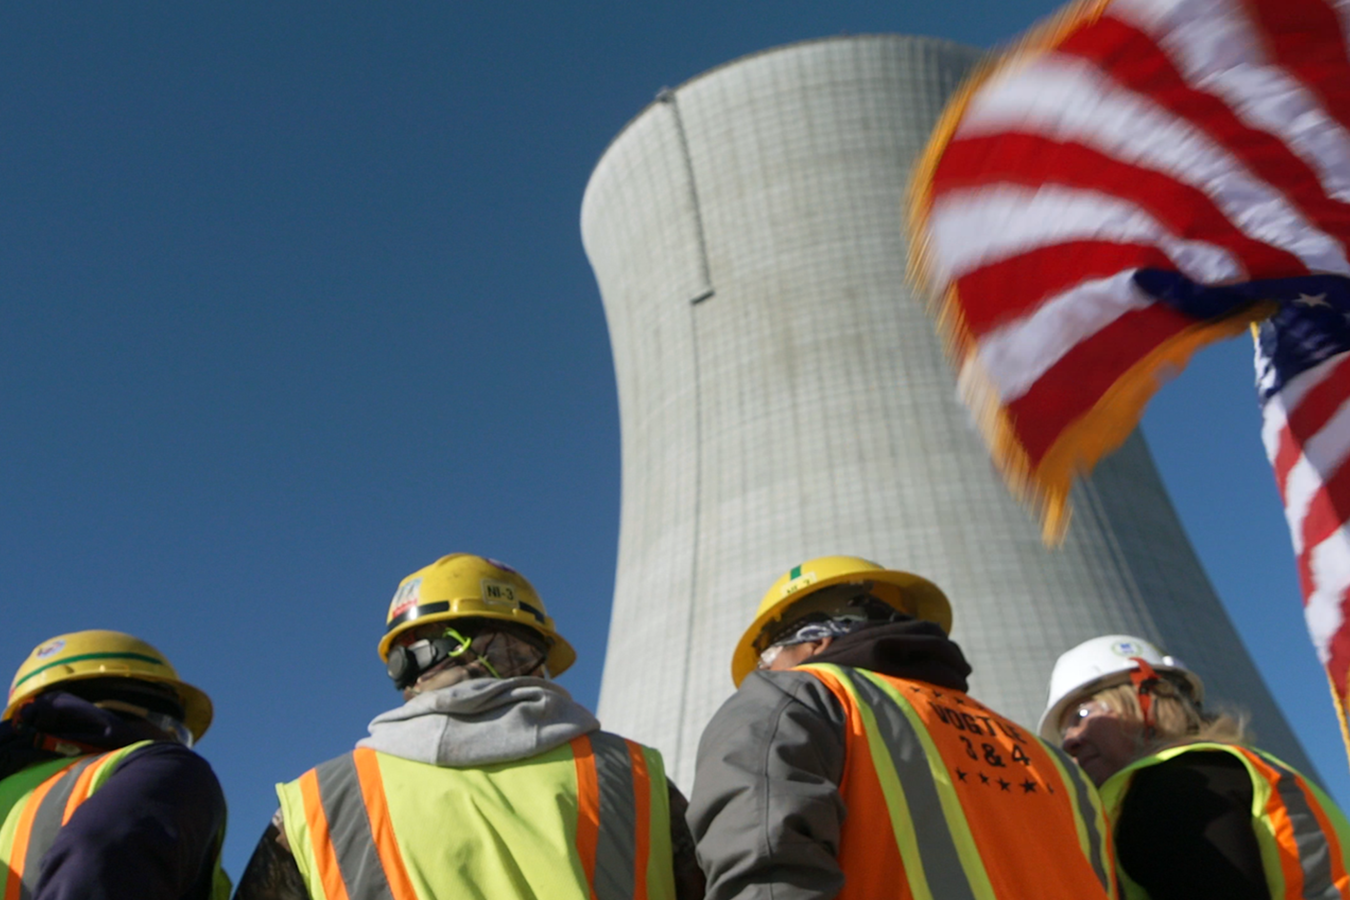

{"left": 357, "top": 676, "right": 599, "bottom": 767}
{"left": 806, "top": 619, "right": 972, "bottom": 691}
{"left": 0, "top": 692, "right": 172, "bottom": 781}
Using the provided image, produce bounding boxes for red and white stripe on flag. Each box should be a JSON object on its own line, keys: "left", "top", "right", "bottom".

{"left": 909, "top": 0, "right": 1350, "bottom": 539}
{"left": 1262, "top": 345, "right": 1350, "bottom": 699}
{"left": 910, "top": 0, "right": 1350, "bottom": 754}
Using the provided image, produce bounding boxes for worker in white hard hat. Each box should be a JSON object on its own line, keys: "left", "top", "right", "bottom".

{"left": 233, "top": 553, "right": 704, "bottom": 900}
{"left": 1042, "top": 634, "right": 1350, "bottom": 900}
{"left": 688, "top": 555, "right": 1118, "bottom": 900}
{"left": 0, "top": 630, "right": 230, "bottom": 900}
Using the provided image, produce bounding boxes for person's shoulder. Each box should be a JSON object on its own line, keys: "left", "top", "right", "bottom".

{"left": 699, "top": 669, "right": 847, "bottom": 743}
{"left": 1147, "top": 744, "right": 1252, "bottom": 778}
{"left": 584, "top": 729, "right": 659, "bottom": 759}
{"left": 103, "top": 740, "right": 226, "bottom": 811}
{"left": 735, "top": 667, "right": 845, "bottom": 707}
{"left": 1126, "top": 745, "right": 1254, "bottom": 809}
{"left": 120, "top": 739, "right": 219, "bottom": 775}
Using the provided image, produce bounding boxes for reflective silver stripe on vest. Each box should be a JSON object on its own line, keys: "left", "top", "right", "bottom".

{"left": 845, "top": 669, "right": 979, "bottom": 900}
{"left": 1045, "top": 743, "right": 1111, "bottom": 894}
{"left": 1257, "top": 751, "right": 1341, "bottom": 900}
{"left": 589, "top": 732, "right": 639, "bottom": 900}
{"left": 17, "top": 755, "right": 104, "bottom": 900}
{"left": 313, "top": 755, "right": 395, "bottom": 900}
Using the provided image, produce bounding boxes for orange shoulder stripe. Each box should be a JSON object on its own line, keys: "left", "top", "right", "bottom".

{"left": 62, "top": 751, "right": 120, "bottom": 825}
{"left": 625, "top": 740, "right": 652, "bottom": 900}
{"left": 1240, "top": 748, "right": 1307, "bottom": 898}
{"left": 351, "top": 748, "right": 418, "bottom": 900}
{"left": 571, "top": 735, "right": 601, "bottom": 900}
{"left": 796, "top": 666, "right": 912, "bottom": 900}
{"left": 3, "top": 765, "right": 74, "bottom": 900}
{"left": 299, "top": 768, "right": 351, "bottom": 900}
{"left": 1289, "top": 769, "right": 1350, "bottom": 896}
{"left": 799, "top": 665, "right": 863, "bottom": 797}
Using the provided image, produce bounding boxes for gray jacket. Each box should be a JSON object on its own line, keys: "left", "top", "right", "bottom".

{"left": 687, "top": 670, "right": 850, "bottom": 900}
{"left": 689, "top": 618, "right": 979, "bottom": 900}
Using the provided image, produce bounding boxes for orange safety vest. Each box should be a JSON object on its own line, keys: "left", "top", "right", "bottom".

{"left": 802, "top": 663, "right": 1117, "bottom": 900}
{"left": 278, "top": 733, "right": 675, "bottom": 900}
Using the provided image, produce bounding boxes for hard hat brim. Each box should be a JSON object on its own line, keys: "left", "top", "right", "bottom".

{"left": 3, "top": 670, "right": 214, "bottom": 742}
{"left": 731, "top": 568, "right": 952, "bottom": 686}
{"left": 544, "top": 634, "right": 577, "bottom": 678}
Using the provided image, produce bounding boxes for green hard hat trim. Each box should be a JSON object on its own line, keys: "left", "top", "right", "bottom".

{"left": 13, "top": 651, "right": 167, "bottom": 689}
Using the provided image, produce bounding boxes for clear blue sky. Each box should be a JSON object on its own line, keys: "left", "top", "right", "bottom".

{"left": 1, "top": 2, "right": 1344, "bottom": 878}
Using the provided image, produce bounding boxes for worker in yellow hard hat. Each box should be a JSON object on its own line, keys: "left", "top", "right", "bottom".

{"left": 0, "top": 630, "right": 230, "bottom": 900}
{"left": 233, "top": 553, "right": 704, "bottom": 900}
{"left": 688, "top": 555, "right": 1119, "bottom": 900}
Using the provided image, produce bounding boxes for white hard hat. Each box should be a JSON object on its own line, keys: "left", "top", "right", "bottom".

{"left": 1038, "top": 634, "right": 1204, "bottom": 742}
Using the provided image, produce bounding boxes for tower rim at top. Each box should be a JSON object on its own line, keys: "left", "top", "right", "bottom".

{"left": 584, "top": 32, "right": 980, "bottom": 180}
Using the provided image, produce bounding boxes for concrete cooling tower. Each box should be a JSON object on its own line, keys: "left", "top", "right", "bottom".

{"left": 579, "top": 34, "right": 1310, "bottom": 785}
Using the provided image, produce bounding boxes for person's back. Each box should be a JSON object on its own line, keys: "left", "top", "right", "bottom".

{"left": 0, "top": 630, "right": 229, "bottom": 900}
{"left": 235, "top": 553, "right": 701, "bottom": 900}
{"left": 689, "top": 556, "right": 1116, "bottom": 900}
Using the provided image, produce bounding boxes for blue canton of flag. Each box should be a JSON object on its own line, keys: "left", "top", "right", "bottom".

{"left": 1256, "top": 284, "right": 1350, "bottom": 404}
{"left": 1133, "top": 269, "right": 1350, "bottom": 401}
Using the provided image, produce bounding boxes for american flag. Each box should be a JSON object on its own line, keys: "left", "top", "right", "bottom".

{"left": 1140, "top": 271, "right": 1350, "bottom": 701}
{"left": 908, "top": 0, "right": 1350, "bottom": 729}
{"left": 1257, "top": 280, "right": 1350, "bottom": 709}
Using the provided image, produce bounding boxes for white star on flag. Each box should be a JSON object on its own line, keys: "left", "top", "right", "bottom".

{"left": 1295, "top": 293, "right": 1331, "bottom": 308}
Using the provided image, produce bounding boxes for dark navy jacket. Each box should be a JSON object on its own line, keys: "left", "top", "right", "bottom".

{"left": 0, "top": 692, "right": 226, "bottom": 900}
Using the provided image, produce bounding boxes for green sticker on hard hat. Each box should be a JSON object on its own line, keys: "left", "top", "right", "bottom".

{"left": 481, "top": 579, "right": 518, "bottom": 608}
{"left": 782, "top": 571, "right": 818, "bottom": 598}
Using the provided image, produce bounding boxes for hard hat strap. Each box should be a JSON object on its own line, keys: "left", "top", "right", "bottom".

{"left": 1128, "top": 657, "right": 1161, "bottom": 736}
{"left": 443, "top": 628, "right": 502, "bottom": 680}
{"left": 388, "top": 626, "right": 511, "bottom": 689}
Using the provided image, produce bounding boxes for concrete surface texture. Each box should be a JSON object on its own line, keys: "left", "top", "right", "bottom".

{"left": 580, "top": 34, "right": 1308, "bottom": 786}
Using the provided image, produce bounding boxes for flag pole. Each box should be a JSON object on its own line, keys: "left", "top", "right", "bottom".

{"left": 1325, "top": 670, "right": 1350, "bottom": 773}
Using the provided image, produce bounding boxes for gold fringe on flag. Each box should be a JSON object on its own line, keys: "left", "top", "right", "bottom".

{"left": 1327, "top": 671, "right": 1350, "bottom": 774}
{"left": 906, "top": 0, "right": 1273, "bottom": 543}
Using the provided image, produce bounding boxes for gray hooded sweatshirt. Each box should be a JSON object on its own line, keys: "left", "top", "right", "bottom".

{"left": 358, "top": 676, "right": 599, "bottom": 766}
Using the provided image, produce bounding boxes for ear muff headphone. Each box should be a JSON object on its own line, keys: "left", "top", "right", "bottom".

{"left": 387, "top": 628, "right": 489, "bottom": 690}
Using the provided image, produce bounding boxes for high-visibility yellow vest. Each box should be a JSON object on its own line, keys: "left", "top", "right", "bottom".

{"left": 277, "top": 733, "right": 676, "bottom": 900}
{"left": 0, "top": 741, "right": 229, "bottom": 900}
{"left": 1100, "top": 742, "right": 1350, "bottom": 900}
{"left": 801, "top": 663, "right": 1118, "bottom": 900}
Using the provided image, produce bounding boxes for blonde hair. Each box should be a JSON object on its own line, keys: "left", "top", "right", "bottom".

{"left": 1091, "top": 677, "right": 1249, "bottom": 754}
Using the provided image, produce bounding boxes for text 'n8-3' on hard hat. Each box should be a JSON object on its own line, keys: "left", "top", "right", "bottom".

{"left": 378, "top": 554, "right": 576, "bottom": 690}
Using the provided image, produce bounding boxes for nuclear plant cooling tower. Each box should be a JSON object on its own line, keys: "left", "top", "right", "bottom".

{"left": 580, "top": 34, "right": 1309, "bottom": 784}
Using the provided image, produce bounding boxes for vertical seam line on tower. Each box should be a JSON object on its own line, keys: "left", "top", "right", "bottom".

{"left": 658, "top": 89, "right": 715, "bottom": 305}
{"left": 673, "top": 300, "right": 705, "bottom": 777}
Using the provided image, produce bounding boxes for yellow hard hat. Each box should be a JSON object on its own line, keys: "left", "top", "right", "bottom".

{"left": 5, "top": 630, "right": 213, "bottom": 742}
{"left": 731, "top": 555, "right": 953, "bottom": 686}
{"left": 378, "top": 554, "right": 576, "bottom": 677}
